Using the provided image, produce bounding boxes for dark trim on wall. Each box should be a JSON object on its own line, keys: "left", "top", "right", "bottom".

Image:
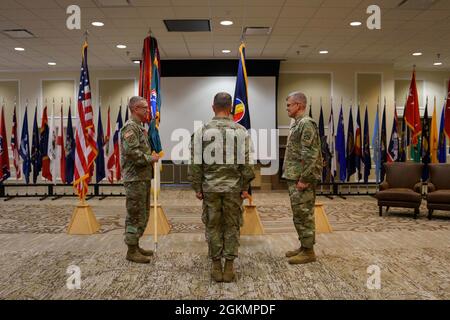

{"left": 160, "top": 59, "right": 280, "bottom": 77}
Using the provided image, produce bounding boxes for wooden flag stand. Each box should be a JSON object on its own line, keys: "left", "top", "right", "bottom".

{"left": 315, "top": 202, "right": 333, "bottom": 233}
{"left": 144, "top": 204, "right": 171, "bottom": 235}
{"left": 240, "top": 196, "right": 265, "bottom": 235}
{"left": 144, "top": 161, "right": 171, "bottom": 237}
{"left": 67, "top": 200, "right": 100, "bottom": 235}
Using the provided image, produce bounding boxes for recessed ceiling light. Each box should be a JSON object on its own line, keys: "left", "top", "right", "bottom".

{"left": 433, "top": 62, "right": 442, "bottom": 66}
{"left": 222, "top": 49, "right": 231, "bottom": 54}
{"left": 220, "top": 20, "right": 233, "bottom": 26}
{"left": 116, "top": 44, "right": 127, "bottom": 49}
{"left": 319, "top": 50, "right": 328, "bottom": 54}
{"left": 133, "top": 60, "right": 140, "bottom": 64}
{"left": 14, "top": 47, "right": 25, "bottom": 51}
{"left": 350, "top": 21, "right": 362, "bottom": 26}
{"left": 92, "top": 21, "right": 104, "bottom": 27}
{"left": 412, "top": 52, "right": 422, "bottom": 56}
{"left": 48, "top": 62, "right": 56, "bottom": 66}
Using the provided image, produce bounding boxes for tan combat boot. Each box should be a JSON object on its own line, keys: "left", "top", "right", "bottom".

{"left": 138, "top": 241, "right": 154, "bottom": 257}
{"left": 285, "top": 247, "right": 303, "bottom": 258}
{"left": 223, "top": 259, "right": 235, "bottom": 282}
{"left": 211, "top": 259, "right": 223, "bottom": 282}
{"left": 126, "top": 245, "right": 150, "bottom": 264}
{"left": 288, "top": 247, "right": 316, "bottom": 265}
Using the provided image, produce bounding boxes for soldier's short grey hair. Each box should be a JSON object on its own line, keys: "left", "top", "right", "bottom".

{"left": 287, "top": 91, "right": 307, "bottom": 107}
{"left": 128, "top": 96, "right": 147, "bottom": 110}
{"left": 213, "top": 92, "right": 232, "bottom": 108}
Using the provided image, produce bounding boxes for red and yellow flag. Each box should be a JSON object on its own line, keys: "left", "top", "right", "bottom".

{"left": 404, "top": 69, "right": 421, "bottom": 145}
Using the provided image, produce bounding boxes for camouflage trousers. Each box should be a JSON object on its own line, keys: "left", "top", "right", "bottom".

{"left": 202, "top": 192, "right": 243, "bottom": 260}
{"left": 124, "top": 180, "right": 151, "bottom": 246}
{"left": 287, "top": 180, "right": 316, "bottom": 249}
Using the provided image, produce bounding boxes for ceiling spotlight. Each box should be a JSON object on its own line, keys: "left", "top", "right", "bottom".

{"left": 222, "top": 49, "right": 231, "bottom": 54}
{"left": 14, "top": 47, "right": 25, "bottom": 51}
{"left": 350, "top": 21, "right": 362, "bottom": 26}
{"left": 434, "top": 53, "right": 442, "bottom": 66}
{"left": 412, "top": 52, "right": 422, "bottom": 56}
{"left": 220, "top": 20, "right": 233, "bottom": 26}
{"left": 319, "top": 50, "right": 328, "bottom": 54}
{"left": 116, "top": 44, "right": 127, "bottom": 49}
{"left": 133, "top": 60, "right": 140, "bottom": 64}
{"left": 91, "top": 21, "right": 104, "bottom": 27}
{"left": 48, "top": 62, "right": 56, "bottom": 66}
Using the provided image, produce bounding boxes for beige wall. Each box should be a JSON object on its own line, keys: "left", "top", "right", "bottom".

{"left": 0, "top": 80, "right": 19, "bottom": 140}
{"left": 278, "top": 63, "right": 396, "bottom": 141}
{"left": 98, "top": 78, "right": 136, "bottom": 129}
{"left": 277, "top": 73, "right": 331, "bottom": 128}
{"left": 42, "top": 80, "right": 76, "bottom": 117}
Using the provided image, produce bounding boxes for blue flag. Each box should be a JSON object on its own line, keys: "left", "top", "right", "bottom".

{"left": 318, "top": 105, "right": 327, "bottom": 182}
{"left": 232, "top": 43, "right": 250, "bottom": 130}
{"left": 363, "top": 106, "right": 372, "bottom": 183}
{"left": 380, "top": 104, "right": 387, "bottom": 181}
{"left": 438, "top": 106, "right": 447, "bottom": 163}
{"left": 387, "top": 108, "right": 400, "bottom": 162}
{"left": 96, "top": 107, "right": 106, "bottom": 183}
{"left": 355, "top": 106, "right": 363, "bottom": 181}
{"left": 19, "top": 106, "right": 31, "bottom": 184}
{"left": 65, "top": 106, "right": 75, "bottom": 184}
{"left": 346, "top": 106, "right": 356, "bottom": 181}
{"left": 31, "top": 106, "right": 41, "bottom": 184}
{"left": 372, "top": 105, "right": 381, "bottom": 183}
{"left": 336, "top": 104, "right": 346, "bottom": 182}
{"left": 125, "top": 107, "right": 129, "bottom": 123}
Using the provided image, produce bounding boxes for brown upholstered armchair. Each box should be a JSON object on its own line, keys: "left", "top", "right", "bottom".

{"left": 375, "top": 162, "right": 423, "bottom": 219}
{"left": 427, "top": 164, "right": 450, "bottom": 220}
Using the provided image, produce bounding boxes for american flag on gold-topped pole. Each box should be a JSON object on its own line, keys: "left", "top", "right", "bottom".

{"left": 74, "top": 40, "right": 98, "bottom": 199}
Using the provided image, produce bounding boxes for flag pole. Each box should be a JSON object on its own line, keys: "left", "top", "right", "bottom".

{"left": 154, "top": 160, "right": 158, "bottom": 253}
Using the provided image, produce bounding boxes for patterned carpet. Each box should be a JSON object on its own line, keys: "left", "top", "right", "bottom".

{"left": 0, "top": 189, "right": 449, "bottom": 300}
{"left": 0, "top": 190, "right": 449, "bottom": 235}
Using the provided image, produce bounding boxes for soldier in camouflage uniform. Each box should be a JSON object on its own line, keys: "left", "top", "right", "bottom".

{"left": 282, "top": 92, "right": 323, "bottom": 265}
{"left": 120, "top": 96, "right": 160, "bottom": 264}
{"left": 188, "top": 92, "right": 255, "bottom": 282}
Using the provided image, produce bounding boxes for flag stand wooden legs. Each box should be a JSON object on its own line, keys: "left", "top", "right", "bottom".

{"left": 144, "top": 161, "right": 171, "bottom": 241}
{"left": 144, "top": 204, "right": 171, "bottom": 236}
{"left": 240, "top": 196, "right": 265, "bottom": 235}
{"left": 315, "top": 202, "right": 333, "bottom": 233}
{"left": 67, "top": 199, "right": 100, "bottom": 235}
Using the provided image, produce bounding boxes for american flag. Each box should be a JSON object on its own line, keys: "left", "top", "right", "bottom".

{"left": 11, "top": 105, "right": 21, "bottom": 179}
{"left": 74, "top": 41, "right": 98, "bottom": 199}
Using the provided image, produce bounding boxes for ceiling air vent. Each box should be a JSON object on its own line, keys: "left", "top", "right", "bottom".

{"left": 2, "top": 29, "right": 36, "bottom": 39}
{"left": 396, "top": 0, "right": 439, "bottom": 9}
{"left": 94, "top": 0, "right": 132, "bottom": 7}
{"left": 243, "top": 27, "right": 272, "bottom": 36}
{"left": 164, "top": 19, "right": 211, "bottom": 32}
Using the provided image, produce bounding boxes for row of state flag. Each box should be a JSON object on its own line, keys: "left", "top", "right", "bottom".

{"left": 0, "top": 99, "right": 133, "bottom": 185}
{"left": 0, "top": 35, "right": 163, "bottom": 199}
{"left": 313, "top": 70, "right": 450, "bottom": 184}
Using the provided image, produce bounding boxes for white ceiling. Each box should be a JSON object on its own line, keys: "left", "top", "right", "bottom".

{"left": 0, "top": 0, "right": 450, "bottom": 71}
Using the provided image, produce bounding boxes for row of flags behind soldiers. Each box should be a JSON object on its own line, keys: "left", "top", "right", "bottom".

{"left": 1, "top": 65, "right": 450, "bottom": 185}
{"left": 0, "top": 100, "right": 128, "bottom": 185}
{"left": 318, "top": 69, "right": 450, "bottom": 184}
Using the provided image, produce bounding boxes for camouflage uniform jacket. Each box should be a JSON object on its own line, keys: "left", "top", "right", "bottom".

{"left": 120, "top": 117, "right": 153, "bottom": 182}
{"left": 282, "top": 114, "right": 323, "bottom": 184}
{"left": 188, "top": 116, "right": 255, "bottom": 193}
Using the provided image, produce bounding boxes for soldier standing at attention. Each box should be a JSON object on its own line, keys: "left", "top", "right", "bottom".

{"left": 283, "top": 92, "right": 323, "bottom": 265}
{"left": 189, "top": 92, "right": 255, "bottom": 283}
{"left": 120, "top": 96, "right": 160, "bottom": 264}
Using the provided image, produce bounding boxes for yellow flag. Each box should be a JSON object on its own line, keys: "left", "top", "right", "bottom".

{"left": 430, "top": 97, "right": 438, "bottom": 163}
